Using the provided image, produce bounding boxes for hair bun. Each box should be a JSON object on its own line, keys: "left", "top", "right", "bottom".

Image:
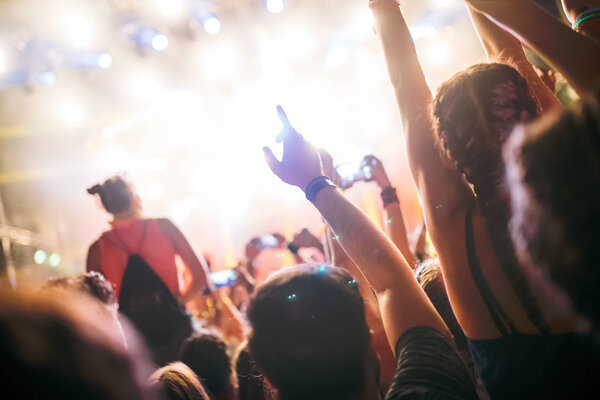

{"left": 87, "top": 184, "right": 102, "bottom": 195}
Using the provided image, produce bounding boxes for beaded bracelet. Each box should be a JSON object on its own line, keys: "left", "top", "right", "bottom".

{"left": 573, "top": 6, "right": 600, "bottom": 32}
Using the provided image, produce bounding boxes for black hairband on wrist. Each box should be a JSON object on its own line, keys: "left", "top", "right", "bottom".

{"left": 305, "top": 176, "right": 337, "bottom": 202}
{"left": 381, "top": 186, "right": 399, "bottom": 206}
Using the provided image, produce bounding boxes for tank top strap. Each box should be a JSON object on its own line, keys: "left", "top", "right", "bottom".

{"left": 465, "top": 207, "right": 517, "bottom": 336}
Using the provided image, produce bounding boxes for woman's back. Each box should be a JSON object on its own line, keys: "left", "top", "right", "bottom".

{"left": 98, "top": 217, "right": 181, "bottom": 300}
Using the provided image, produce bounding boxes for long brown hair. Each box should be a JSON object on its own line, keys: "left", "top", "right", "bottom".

{"left": 433, "top": 63, "right": 549, "bottom": 334}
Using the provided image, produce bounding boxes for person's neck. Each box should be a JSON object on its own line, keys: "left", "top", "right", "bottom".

{"left": 111, "top": 209, "right": 141, "bottom": 225}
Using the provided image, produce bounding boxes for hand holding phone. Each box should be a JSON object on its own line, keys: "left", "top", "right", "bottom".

{"left": 336, "top": 159, "right": 374, "bottom": 190}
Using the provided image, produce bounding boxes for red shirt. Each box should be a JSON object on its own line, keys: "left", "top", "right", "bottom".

{"left": 98, "top": 218, "right": 181, "bottom": 300}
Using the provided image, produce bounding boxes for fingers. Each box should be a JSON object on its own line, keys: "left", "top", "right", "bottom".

{"left": 263, "top": 146, "right": 284, "bottom": 179}
{"left": 276, "top": 105, "right": 303, "bottom": 143}
{"left": 277, "top": 105, "right": 292, "bottom": 129}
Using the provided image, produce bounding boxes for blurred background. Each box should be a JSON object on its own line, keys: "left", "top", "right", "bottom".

{"left": 0, "top": 0, "right": 568, "bottom": 285}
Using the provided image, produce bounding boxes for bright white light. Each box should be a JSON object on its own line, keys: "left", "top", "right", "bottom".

{"left": 38, "top": 71, "right": 57, "bottom": 86}
{"left": 325, "top": 41, "right": 352, "bottom": 70}
{"left": 0, "top": 47, "right": 4, "bottom": 74}
{"left": 59, "top": 99, "right": 85, "bottom": 126}
{"left": 425, "top": 41, "right": 450, "bottom": 65}
{"left": 97, "top": 52, "right": 113, "bottom": 69}
{"left": 49, "top": 253, "right": 61, "bottom": 268}
{"left": 434, "top": 0, "right": 458, "bottom": 7}
{"left": 155, "top": 0, "right": 188, "bottom": 18}
{"left": 203, "top": 16, "right": 221, "bottom": 35}
{"left": 281, "top": 27, "right": 313, "bottom": 61}
{"left": 266, "top": 0, "right": 284, "bottom": 13}
{"left": 202, "top": 44, "right": 239, "bottom": 81}
{"left": 143, "top": 182, "right": 165, "bottom": 201}
{"left": 151, "top": 34, "right": 169, "bottom": 51}
{"left": 62, "top": 12, "right": 93, "bottom": 47}
{"left": 410, "top": 26, "right": 437, "bottom": 41}
{"left": 34, "top": 250, "right": 47, "bottom": 265}
{"left": 126, "top": 70, "right": 165, "bottom": 102}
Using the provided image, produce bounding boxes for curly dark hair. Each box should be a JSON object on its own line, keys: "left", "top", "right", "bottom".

{"left": 433, "top": 63, "right": 549, "bottom": 334}
{"left": 42, "top": 272, "right": 116, "bottom": 305}
{"left": 506, "top": 96, "right": 600, "bottom": 327}
{"left": 247, "top": 264, "right": 370, "bottom": 400}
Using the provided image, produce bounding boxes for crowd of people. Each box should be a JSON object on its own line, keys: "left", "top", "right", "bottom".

{"left": 1, "top": 0, "right": 600, "bottom": 399}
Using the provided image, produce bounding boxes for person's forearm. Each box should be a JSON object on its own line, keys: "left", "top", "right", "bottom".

{"left": 312, "top": 186, "right": 448, "bottom": 344}
{"left": 467, "top": 0, "right": 600, "bottom": 98}
{"left": 372, "top": 3, "right": 432, "bottom": 115}
{"left": 467, "top": 5, "right": 562, "bottom": 113}
{"left": 383, "top": 202, "right": 417, "bottom": 269}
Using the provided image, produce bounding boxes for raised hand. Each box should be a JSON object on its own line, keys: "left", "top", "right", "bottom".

{"left": 263, "top": 105, "right": 324, "bottom": 191}
{"left": 363, "top": 155, "right": 391, "bottom": 188}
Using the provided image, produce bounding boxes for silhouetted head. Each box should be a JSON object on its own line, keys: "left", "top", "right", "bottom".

{"left": 149, "top": 362, "right": 210, "bottom": 400}
{"left": 247, "top": 264, "right": 370, "bottom": 400}
{"left": 42, "top": 271, "right": 116, "bottom": 306}
{"left": 87, "top": 174, "right": 140, "bottom": 215}
{"left": 433, "top": 63, "right": 537, "bottom": 203}
{"left": 0, "top": 289, "right": 155, "bottom": 399}
{"left": 180, "top": 331, "right": 234, "bottom": 399}
{"left": 415, "top": 259, "right": 474, "bottom": 373}
{"left": 234, "top": 343, "right": 278, "bottom": 400}
{"left": 506, "top": 97, "right": 600, "bottom": 327}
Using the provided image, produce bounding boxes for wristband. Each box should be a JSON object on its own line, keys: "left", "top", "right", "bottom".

{"left": 368, "top": 0, "right": 400, "bottom": 9}
{"left": 381, "top": 186, "right": 399, "bottom": 206}
{"left": 305, "top": 176, "right": 337, "bottom": 202}
{"left": 573, "top": 7, "right": 600, "bottom": 31}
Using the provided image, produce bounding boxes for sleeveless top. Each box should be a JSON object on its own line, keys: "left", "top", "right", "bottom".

{"left": 464, "top": 209, "right": 600, "bottom": 399}
{"left": 98, "top": 218, "right": 180, "bottom": 300}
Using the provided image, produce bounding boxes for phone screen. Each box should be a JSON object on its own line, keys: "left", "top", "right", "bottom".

{"left": 337, "top": 162, "right": 373, "bottom": 189}
{"left": 209, "top": 269, "right": 238, "bottom": 288}
{"left": 257, "top": 234, "right": 279, "bottom": 250}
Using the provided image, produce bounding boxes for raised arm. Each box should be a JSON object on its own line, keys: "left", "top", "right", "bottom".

{"left": 365, "top": 155, "right": 417, "bottom": 269}
{"left": 466, "top": 0, "right": 600, "bottom": 98}
{"left": 264, "top": 106, "right": 448, "bottom": 349}
{"left": 370, "top": 2, "right": 473, "bottom": 229}
{"left": 466, "top": 5, "right": 562, "bottom": 113}
{"left": 157, "top": 218, "right": 211, "bottom": 303}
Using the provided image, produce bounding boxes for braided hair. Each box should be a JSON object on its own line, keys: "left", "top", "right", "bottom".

{"left": 433, "top": 63, "right": 549, "bottom": 334}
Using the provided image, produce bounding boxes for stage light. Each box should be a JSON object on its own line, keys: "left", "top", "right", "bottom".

{"left": 97, "top": 52, "right": 113, "bottom": 69}
{"left": 49, "top": 253, "right": 61, "bottom": 268}
{"left": 203, "top": 15, "right": 221, "bottom": 35}
{"left": 34, "top": 250, "right": 47, "bottom": 265}
{"left": 59, "top": 99, "right": 85, "bottom": 126}
{"left": 37, "top": 71, "right": 57, "bottom": 86}
{"left": 151, "top": 34, "right": 169, "bottom": 51}
{"left": 266, "top": 0, "right": 284, "bottom": 14}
